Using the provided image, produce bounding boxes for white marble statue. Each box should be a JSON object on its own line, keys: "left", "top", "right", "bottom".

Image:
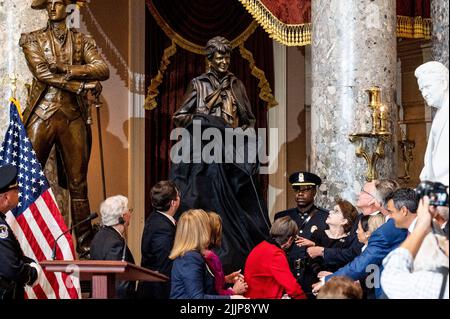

{"left": 415, "top": 61, "right": 449, "bottom": 186}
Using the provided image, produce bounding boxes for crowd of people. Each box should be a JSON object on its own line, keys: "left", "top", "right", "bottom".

{"left": 1, "top": 163, "right": 448, "bottom": 300}
{"left": 86, "top": 172, "right": 450, "bottom": 299}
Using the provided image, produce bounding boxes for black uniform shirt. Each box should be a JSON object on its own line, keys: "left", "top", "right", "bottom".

{"left": 0, "top": 212, "right": 37, "bottom": 299}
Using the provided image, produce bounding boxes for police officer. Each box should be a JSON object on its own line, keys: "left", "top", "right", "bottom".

{"left": 0, "top": 164, "right": 40, "bottom": 300}
{"left": 274, "top": 171, "right": 329, "bottom": 297}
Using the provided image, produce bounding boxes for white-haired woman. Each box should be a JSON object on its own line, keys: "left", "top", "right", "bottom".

{"left": 90, "top": 195, "right": 135, "bottom": 299}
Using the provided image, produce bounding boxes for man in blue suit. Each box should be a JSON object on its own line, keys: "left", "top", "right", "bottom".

{"left": 312, "top": 179, "right": 407, "bottom": 298}
{"left": 308, "top": 179, "right": 400, "bottom": 268}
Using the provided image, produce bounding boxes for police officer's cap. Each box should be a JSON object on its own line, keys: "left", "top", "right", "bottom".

{"left": 289, "top": 171, "right": 321, "bottom": 187}
{"left": 0, "top": 164, "right": 18, "bottom": 194}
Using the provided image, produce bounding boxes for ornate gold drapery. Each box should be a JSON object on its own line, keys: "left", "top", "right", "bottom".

{"left": 145, "top": 0, "right": 277, "bottom": 110}
{"left": 238, "top": 0, "right": 432, "bottom": 46}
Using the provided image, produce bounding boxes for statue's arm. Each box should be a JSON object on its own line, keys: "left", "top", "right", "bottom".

{"left": 173, "top": 81, "right": 197, "bottom": 128}
{"left": 19, "top": 33, "right": 84, "bottom": 93}
{"left": 236, "top": 80, "right": 256, "bottom": 128}
{"left": 64, "top": 35, "right": 110, "bottom": 81}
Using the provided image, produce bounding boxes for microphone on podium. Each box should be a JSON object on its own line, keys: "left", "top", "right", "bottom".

{"left": 51, "top": 212, "right": 98, "bottom": 260}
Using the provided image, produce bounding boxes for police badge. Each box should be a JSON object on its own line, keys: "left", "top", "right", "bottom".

{"left": 0, "top": 225, "right": 9, "bottom": 239}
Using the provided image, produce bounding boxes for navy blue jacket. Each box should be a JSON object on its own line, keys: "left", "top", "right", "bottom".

{"left": 0, "top": 212, "right": 37, "bottom": 300}
{"left": 90, "top": 226, "right": 136, "bottom": 299}
{"left": 170, "top": 251, "right": 229, "bottom": 299}
{"left": 137, "top": 211, "right": 175, "bottom": 299}
{"left": 275, "top": 206, "right": 329, "bottom": 261}
{"left": 326, "top": 218, "right": 407, "bottom": 298}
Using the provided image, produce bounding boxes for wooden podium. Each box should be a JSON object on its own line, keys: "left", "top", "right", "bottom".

{"left": 40, "top": 260, "right": 169, "bottom": 299}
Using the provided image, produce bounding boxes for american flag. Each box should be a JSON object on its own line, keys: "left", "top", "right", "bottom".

{"left": 0, "top": 100, "right": 80, "bottom": 299}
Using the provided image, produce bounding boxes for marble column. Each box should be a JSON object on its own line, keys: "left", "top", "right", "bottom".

{"left": 431, "top": 0, "right": 449, "bottom": 68}
{"left": 0, "top": 1, "right": 46, "bottom": 136}
{"left": 311, "top": 0, "right": 397, "bottom": 206}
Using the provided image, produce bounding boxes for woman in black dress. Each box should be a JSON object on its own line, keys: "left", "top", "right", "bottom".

{"left": 297, "top": 199, "right": 359, "bottom": 278}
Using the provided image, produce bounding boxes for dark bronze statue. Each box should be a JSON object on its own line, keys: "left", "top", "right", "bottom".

{"left": 171, "top": 37, "right": 269, "bottom": 274}
{"left": 173, "top": 36, "right": 255, "bottom": 129}
{"left": 19, "top": 0, "right": 110, "bottom": 256}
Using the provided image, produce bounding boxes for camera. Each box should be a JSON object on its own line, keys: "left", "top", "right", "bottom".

{"left": 415, "top": 181, "right": 449, "bottom": 206}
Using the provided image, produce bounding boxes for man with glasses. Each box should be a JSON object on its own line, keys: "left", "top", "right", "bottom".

{"left": 313, "top": 179, "right": 407, "bottom": 298}
{"left": 274, "top": 171, "right": 329, "bottom": 297}
{"left": 0, "top": 165, "right": 40, "bottom": 300}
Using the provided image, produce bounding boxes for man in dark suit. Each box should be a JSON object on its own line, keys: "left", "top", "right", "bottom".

{"left": 274, "top": 171, "right": 329, "bottom": 297}
{"left": 137, "top": 181, "right": 180, "bottom": 299}
{"left": 90, "top": 195, "right": 135, "bottom": 299}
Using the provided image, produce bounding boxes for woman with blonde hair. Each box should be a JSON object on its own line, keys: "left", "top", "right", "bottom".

{"left": 202, "top": 212, "right": 248, "bottom": 295}
{"left": 357, "top": 213, "right": 386, "bottom": 250}
{"left": 169, "top": 209, "right": 245, "bottom": 299}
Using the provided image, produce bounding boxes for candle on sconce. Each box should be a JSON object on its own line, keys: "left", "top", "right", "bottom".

{"left": 378, "top": 104, "right": 389, "bottom": 133}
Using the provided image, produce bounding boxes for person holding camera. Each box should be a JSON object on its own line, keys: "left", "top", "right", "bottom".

{"left": 381, "top": 186, "right": 449, "bottom": 299}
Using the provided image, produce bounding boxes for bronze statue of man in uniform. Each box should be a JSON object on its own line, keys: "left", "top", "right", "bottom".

{"left": 19, "top": 0, "right": 110, "bottom": 256}
{"left": 173, "top": 36, "right": 255, "bottom": 129}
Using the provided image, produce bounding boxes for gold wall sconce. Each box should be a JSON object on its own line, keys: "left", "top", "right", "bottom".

{"left": 349, "top": 87, "right": 392, "bottom": 181}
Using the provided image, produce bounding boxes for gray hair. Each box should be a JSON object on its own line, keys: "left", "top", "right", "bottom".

{"left": 415, "top": 61, "right": 449, "bottom": 83}
{"left": 100, "top": 195, "right": 128, "bottom": 226}
{"left": 374, "top": 179, "right": 400, "bottom": 207}
{"left": 270, "top": 216, "right": 298, "bottom": 246}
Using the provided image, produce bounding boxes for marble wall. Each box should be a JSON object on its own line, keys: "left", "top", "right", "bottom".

{"left": 0, "top": 0, "right": 46, "bottom": 138}
{"left": 431, "top": 0, "right": 449, "bottom": 68}
{"left": 311, "top": 0, "right": 397, "bottom": 207}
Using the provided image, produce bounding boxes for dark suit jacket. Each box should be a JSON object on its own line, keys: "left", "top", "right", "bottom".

{"left": 326, "top": 218, "right": 407, "bottom": 298}
{"left": 0, "top": 212, "right": 38, "bottom": 300}
{"left": 170, "top": 251, "right": 229, "bottom": 299}
{"left": 90, "top": 226, "right": 136, "bottom": 299}
{"left": 275, "top": 205, "right": 329, "bottom": 261}
{"left": 137, "top": 211, "right": 175, "bottom": 299}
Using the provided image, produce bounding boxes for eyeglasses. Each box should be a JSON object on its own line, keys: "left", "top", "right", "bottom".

{"left": 293, "top": 186, "right": 315, "bottom": 193}
{"left": 360, "top": 188, "right": 376, "bottom": 198}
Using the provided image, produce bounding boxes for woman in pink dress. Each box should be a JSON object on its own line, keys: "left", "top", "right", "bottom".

{"left": 202, "top": 212, "right": 248, "bottom": 295}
